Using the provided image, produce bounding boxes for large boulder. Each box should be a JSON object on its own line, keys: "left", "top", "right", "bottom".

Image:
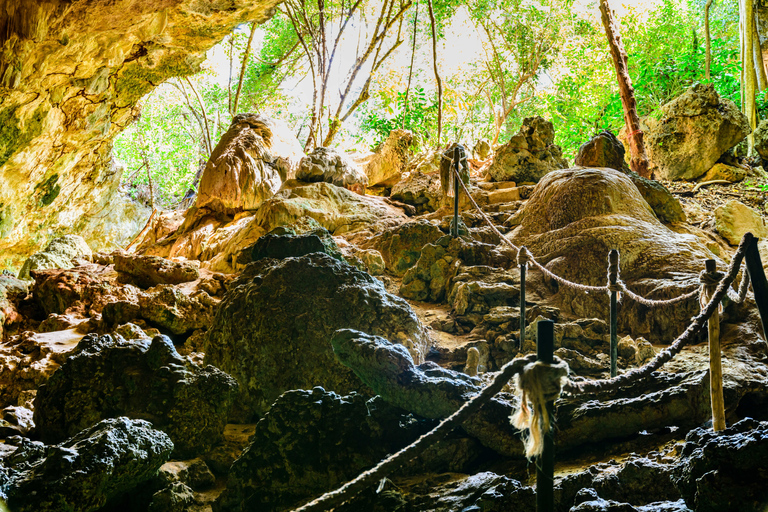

{"left": 507, "top": 168, "right": 716, "bottom": 341}
{"left": 672, "top": 418, "right": 768, "bottom": 512}
{"left": 714, "top": 200, "right": 768, "bottom": 245}
{"left": 203, "top": 253, "right": 430, "bottom": 418}
{"left": 18, "top": 235, "right": 92, "bottom": 280}
{"left": 371, "top": 219, "right": 444, "bottom": 277}
{"left": 34, "top": 334, "right": 238, "bottom": 458}
{"left": 214, "top": 388, "right": 430, "bottom": 512}
{"left": 390, "top": 171, "right": 443, "bottom": 213}
{"left": 754, "top": 119, "right": 768, "bottom": 161}
{"left": 297, "top": 147, "right": 367, "bottom": 193}
{"left": 253, "top": 181, "right": 408, "bottom": 235}
{"left": 114, "top": 252, "right": 200, "bottom": 288}
{"left": 575, "top": 130, "right": 629, "bottom": 172}
{"left": 488, "top": 116, "right": 569, "bottom": 183}
{"left": 363, "top": 129, "right": 415, "bottom": 187}
{"left": 638, "top": 83, "right": 750, "bottom": 180}
{"left": 3, "top": 417, "right": 173, "bottom": 512}
{"left": 195, "top": 114, "right": 302, "bottom": 215}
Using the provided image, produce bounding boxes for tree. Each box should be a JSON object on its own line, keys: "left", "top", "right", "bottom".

{"left": 599, "top": 0, "right": 650, "bottom": 178}
{"left": 469, "top": 0, "right": 567, "bottom": 145}
{"left": 282, "top": 0, "right": 413, "bottom": 149}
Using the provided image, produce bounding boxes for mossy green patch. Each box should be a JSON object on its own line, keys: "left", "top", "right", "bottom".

{"left": 0, "top": 102, "right": 49, "bottom": 168}
{"left": 116, "top": 53, "right": 198, "bottom": 106}
{"left": 0, "top": 203, "right": 13, "bottom": 239}
{"left": 36, "top": 174, "right": 61, "bottom": 206}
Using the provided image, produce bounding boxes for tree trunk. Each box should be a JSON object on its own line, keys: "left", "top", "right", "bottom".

{"left": 742, "top": 0, "right": 757, "bottom": 154}
{"left": 232, "top": 22, "right": 258, "bottom": 116}
{"left": 427, "top": 0, "right": 442, "bottom": 145}
{"left": 184, "top": 77, "right": 213, "bottom": 156}
{"left": 402, "top": 0, "right": 419, "bottom": 129}
{"left": 705, "top": 0, "right": 712, "bottom": 79}
{"left": 599, "top": 0, "right": 650, "bottom": 179}
{"left": 228, "top": 34, "right": 235, "bottom": 114}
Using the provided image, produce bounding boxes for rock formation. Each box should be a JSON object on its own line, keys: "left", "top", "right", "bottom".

{"left": 631, "top": 83, "right": 750, "bottom": 180}
{"left": 297, "top": 147, "right": 368, "bottom": 193}
{"left": 362, "top": 129, "right": 415, "bottom": 187}
{"left": 195, "top": 114, "right": 303, "bottom": 215}
{"left": 488, "top": 116, "right": 569, "bottom": 183}
{"left": 203, "top": 252, "right": 430, "bottom": 418}
{"left": 0, "top": 0, "right": 281, "bottom": 269}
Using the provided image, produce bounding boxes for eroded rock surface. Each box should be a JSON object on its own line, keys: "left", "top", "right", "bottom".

{"left": 34, "top": 334, "right": 237, "bottom": 457}
{"left": 0, "top": 0, "right": 281, "bottom": 269}
{"left": 507, "top": 168, "right": 715, "bottom": 340}
{"left": 18, "top": 235, "right": 92, "bottom": 280}
{"left": 203, "top": 253, "right": 430, "bottom": 418}
{"left": 3, "top": 417, "right": 173, "bottom": 512}
{"left": 114, "top": 251, "right": 200, "bottom": 288}
{"left": 297, "top": 147, "right": 367, "bottom": 192}
{"left": 363, "top": 129, "right": 415, "bottom": 187}
{"left": 638, "top": 83, "right": 750, "bottom": 180}
{"left": 488, "top": 116, "right": 568, "bottom": 183}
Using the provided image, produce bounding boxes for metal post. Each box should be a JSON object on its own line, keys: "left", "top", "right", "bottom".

{"left": 452, "top": 146, "right": 460, "bottom": 238}
{"left": 705, "top": 259, "right": 726, "bottom": 432}
{"left": 608, "top": 250, "right": 619, "bottom": 378}
{"left": 744, "top": 236, "right": 768, "bottom": 341}
{"left": 519, "top": 260, "right": 526, "bottom": 351}
{"left": 536, "top": 320, "right": 555, "bottom": 512}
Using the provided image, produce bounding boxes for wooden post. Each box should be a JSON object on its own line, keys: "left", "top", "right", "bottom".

{"left": 744, "top": 236, "right": 768, "bottom": 341}
{"left": 519, "top": 259, "right": 527, "bottom": 351}
{"left": 705, "top": 259, "right": 726, "bottom": 432}
{"left": 452, "top": 146, "right": 460, "bottom": 238}
{"left": 536, "top": 320, "right": 555, "bottom": 512}
{"left": 608, "top": 250, "right": 619, "bottom": 378}
{"left": 598, "top": 0, "right": 650, "bottom": 179}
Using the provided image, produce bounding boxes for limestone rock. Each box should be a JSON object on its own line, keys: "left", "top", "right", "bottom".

{"left": 488, "top": 116, "right": 569, "bottom": 183}
{"left": 473, "top": 139, "right": 492, "bottom": 160}
{"left": 254, "top": 181, "right": 408, "bottom": 235}
{"left": 372, "top": 219, "right": 444, "bottom": 276}
{"left": 114, "top": 252, "right": 200, "bottom": 288}
{"left": 672, "top": 418, "right": 768, "bottom": 512}
{"left": 4, "top": 417, "right": 173, "bottom": 512}
{"left": 18, "top": 235, "right": 92, "bottom": 280}
{"left": 215, "top": 388, "right": 428, "bottom": 512}
{"left": 0, "top": 274, "right": 27, "bottom": 339}
{"left": 34, "top": 334, "right": 238, "bottom": 458}
{"left": 714, "top": 200, "right": 768, "bottom": 245}
{"left": 0, "top": 405, "right": 34, "bottom": 436}
{"left": 575, "top": 131, "right": 629, "bottom": 172}
{"left": 753, "top": 118, "right": 768, "bottom": 161}
{"left": 249, "top": 228, "right": 343, "bottom": 263}
{"left": 508, "top": 168, "right": 716, "bottom": 340}
{"left": 0, "top": 0, "right": 282, "bottom": 270}
{"left": 698, "top": 163, "right": 748, "bottom": 183}
{"left": 639, "top": 84, "right": 750, "bottom": 180}
{"left": 363, "top": 129, "right": 415, "bottom": 187}
{"left": 390, "top": 171, "right": 443, "bottom": 213}
{"left": 203, "top": 253, "right": 429, "bottom": 418}
{"left": 297, "top": 147, "right": 367, "bottom": 193}
{"left": 195, "top": 114, "right": 289, "bottom": 215}
{"left": 631, "top": 174, "right": 686, "bottom": 224}
{"left": 148, "top": 482, "right": 195, "bottom": 512}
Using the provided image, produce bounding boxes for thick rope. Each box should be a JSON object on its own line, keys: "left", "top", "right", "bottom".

{"left": 290, "top": 353, "right": 537, "bottom": 512}
{"left": 562, "top": 233, "right": 753, "bottom": 395}
{"left": 451, "top": 166, "right": 701, "bottom": 306}
{"left": 510, "top": 358, "right": 569, "bottom": 458}
{"left": 727, "top": 267, "right": 751, "bottom": 304}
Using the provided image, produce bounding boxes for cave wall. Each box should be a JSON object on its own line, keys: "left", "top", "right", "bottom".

{"left": 0, "top": 0, "right": 280, "bottom": 270}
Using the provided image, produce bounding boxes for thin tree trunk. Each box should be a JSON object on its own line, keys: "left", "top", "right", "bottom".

{"left": 184, "top": 77, "right": 213, "bottom": 155}
{"left": 705, "top": 0, "right": 712, "bottom": 79}
{"left": 228, "top": 34, "right": 235, "bottom": 114}
{"left": 752, "top": 16, "right": 767, "bottom": 90}
{"left": 599, "top": 0, "right": 650, "bottom": 178}
{"left": 427, "top": 0, "right": 442, "bottom": 145}
{"left": 233, "top": 22, "right": 258, "bottom": 116}
{"left": 402, "top": 0, "right": 419, "bottom": 129}
{"left": 742, "top": 0, "right": 757, "bottom": 154}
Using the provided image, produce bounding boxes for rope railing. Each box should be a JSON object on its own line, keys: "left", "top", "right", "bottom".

{"left": 452, "top": 162, "right": 713, "bottom": 308}
{"left": 288, "top": 152, "right": 763, "bottom": 512}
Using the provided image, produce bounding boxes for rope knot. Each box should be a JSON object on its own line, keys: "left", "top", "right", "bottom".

{"left": 510, "top": 356, "right": 569, "bottom": 459}
{"left": 699, "top": 269, "right": 725, "bottom": 288}
{"left": 517, "top": 246, "right": 532, "bottom": 267}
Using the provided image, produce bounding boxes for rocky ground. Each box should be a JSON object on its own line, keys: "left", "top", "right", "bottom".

{"left": 2, "top": 93, "right": 768, "bottom": 512}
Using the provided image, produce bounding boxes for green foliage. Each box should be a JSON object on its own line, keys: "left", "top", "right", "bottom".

{"left": 358, "top": 88, "right": 439, "bottom": 148}
{"left": 114, "top": 85, "right": 205, "bottom": 209}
